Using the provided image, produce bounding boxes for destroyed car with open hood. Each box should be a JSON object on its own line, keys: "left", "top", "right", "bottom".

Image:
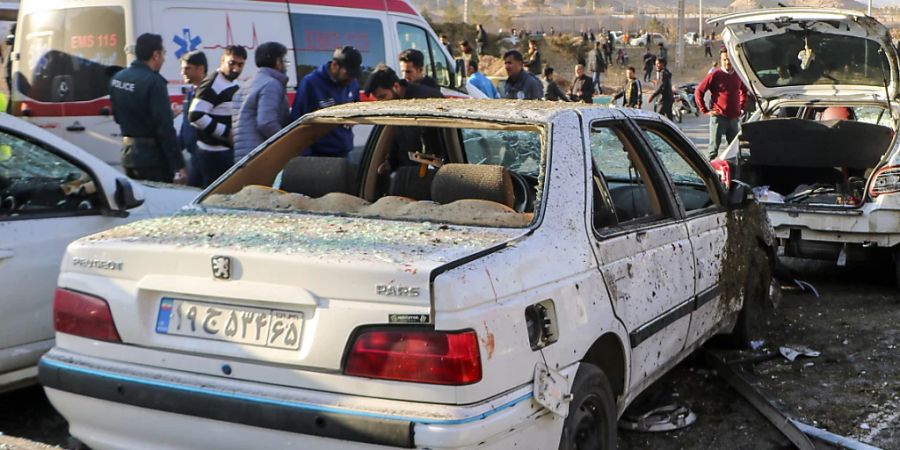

{"left": 711, "top": 8, "right": 900, "bottom": 284}
{"left": 39, "top": 100, "right": 774, "bottom": 449}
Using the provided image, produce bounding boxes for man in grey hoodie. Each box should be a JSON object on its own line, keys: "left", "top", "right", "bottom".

{"left": 233, "top": 42, "right": 290, "bottom": 162}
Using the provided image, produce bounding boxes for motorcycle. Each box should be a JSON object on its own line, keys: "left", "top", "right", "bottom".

{"left": 672, "top": 83, "right": 700, "bottom": 123}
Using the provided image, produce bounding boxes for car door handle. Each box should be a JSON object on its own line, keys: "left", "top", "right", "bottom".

{"left": 635, "top": 231, "right": 647, "bottom": 242}
{"left": 0, "top": 249, "right": 14, "bottom": 260}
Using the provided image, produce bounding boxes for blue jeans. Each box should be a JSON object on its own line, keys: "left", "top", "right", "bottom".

{"left": 708, "top": 115, "right": 740, "bottom": 159}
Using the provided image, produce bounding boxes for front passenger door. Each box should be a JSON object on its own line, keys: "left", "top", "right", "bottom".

{"left": 586, "top": 120, "right": 696, "bottom": 391}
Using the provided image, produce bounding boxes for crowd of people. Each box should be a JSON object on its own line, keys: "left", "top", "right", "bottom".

{"left": 108, "top": 27, "right": 741, "bottom": 186}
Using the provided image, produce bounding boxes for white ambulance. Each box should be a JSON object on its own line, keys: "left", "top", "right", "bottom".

{"left": 10, "top": 0, "right": 459, "bottom": 167}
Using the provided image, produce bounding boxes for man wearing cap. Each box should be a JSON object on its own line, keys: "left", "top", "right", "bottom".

{"left": 290, "top": 45, "right": 362, "bottom": 158}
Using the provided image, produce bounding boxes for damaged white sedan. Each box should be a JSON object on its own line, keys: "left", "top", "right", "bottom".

{"left": 40, "top": 100, "right": 774, "bottom": 449}
{"left": 711, "top": 8, "right": 900, "bottom": 284}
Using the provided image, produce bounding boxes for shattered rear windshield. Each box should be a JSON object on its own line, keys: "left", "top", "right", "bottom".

{"left": 202, "top": 120, "right": 545, "bottom": 228}
{"left": 743, "top": 30, "right": 890, "bottom": 88}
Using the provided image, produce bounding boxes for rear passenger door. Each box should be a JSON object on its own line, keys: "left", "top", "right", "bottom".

{"left": 633, "top": 118, "right": 730, "bottom": 347}
{"left": 585, "top": 118, "right": 696, "bottom": 390}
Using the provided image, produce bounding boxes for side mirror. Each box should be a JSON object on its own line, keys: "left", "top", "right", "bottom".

{"left": 114, "top": 177, "right": 144, "bottom": 211}
{"left": 726, "top": 181, "right": 753, "bottom": 208}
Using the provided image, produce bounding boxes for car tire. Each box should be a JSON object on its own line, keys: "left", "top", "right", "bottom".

{"left": 728, "top": 246, "right": 773, "bottom": 349}
{"left": 558, "top": 363, "right": 616, "bottom": 450}
{"left": 894, "top": 247, "right": 900, "bottom": 289}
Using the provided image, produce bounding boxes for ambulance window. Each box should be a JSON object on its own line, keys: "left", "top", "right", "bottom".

{"left": 397, "top": 23, "right": 452, "bottom": 88}
{"left": 290, "top": 14, "right": 386, "bottom": 83}
{"left": 16, "top": 6, "right": 127, "bottom": 103}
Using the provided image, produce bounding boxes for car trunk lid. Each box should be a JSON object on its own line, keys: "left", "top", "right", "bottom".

{"left": 712, "top": 8, "right": 899, "bottom": 103}
{"left": 64, "top": 209, "right": 524, "bottom": 371}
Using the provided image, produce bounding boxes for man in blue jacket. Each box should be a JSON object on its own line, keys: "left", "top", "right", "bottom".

{"left": 290, "top": 46, "right": 362, "bottom": 157}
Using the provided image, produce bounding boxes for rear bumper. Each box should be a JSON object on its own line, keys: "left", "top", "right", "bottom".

{"left": 766, "top": 205, "right": 900, "bottom": 248}
{"left": 40, "top": 350, "right": 556, "bottom": 449}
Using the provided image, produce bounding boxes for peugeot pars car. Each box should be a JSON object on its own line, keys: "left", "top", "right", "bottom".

{"left": 0, "top": 114, "right": 196, "bottom": 393}
{"left": 40, "top": 100, "right": 774, "bottom": 449}
{"left": 710, "top": 8, "right": 900, "bottom": 284}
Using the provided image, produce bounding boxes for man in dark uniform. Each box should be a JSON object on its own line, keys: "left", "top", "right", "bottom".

{"left": 648, "top": 58, "right": 674, "bottom": 120}
{"left": 110, "top": 33, "right": 185, "bottom": 182}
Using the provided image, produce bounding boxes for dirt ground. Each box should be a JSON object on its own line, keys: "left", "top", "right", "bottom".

{"left": 620, "top": 257, "right": 900, "bottom": 449}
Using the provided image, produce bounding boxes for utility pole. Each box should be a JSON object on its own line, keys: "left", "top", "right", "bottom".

{"left": 464, "top": 0, "right": 469, "bottom": 24}
{"left": 677, "top": 0, "right": 685, "bottom": 69}
{"left": 699, "top": 0, "right": 703, "bottom": 40}
{"left": 868, "top": 0, "right": 872, "bottom": 16}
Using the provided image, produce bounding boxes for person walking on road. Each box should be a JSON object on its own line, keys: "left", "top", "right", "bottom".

{"left": 642, "top": 48, "right": 656, "bottom": 83}
{"left": 612, "top": 67, "right": 642, "bottom": 108}
{"left": 587, "top": 41, "right": 607, "bottom": 92}
{"left": 568, "top": 64, "right": 595, "bottom": 103}
{"left": 109, "top": 33, "right": 185, "bottom": 183}
{"left": 178, "top": 50, "right": 207, "bottom": 187}
{"left": 290, "top": 46, "right": 362, "bottom": 158}
{"left": 695, "top": 49, "right": 748, "bottom": 159}
{"left": 189, "top": 45, "right": 246, "bottom": 186}
{"left": 704, "top": 35, "right": 713, "bottom": 58}
{"left": 503, "top": 50, "right": 544, "bottom": 100}
{"left": 233, "top": 42, "right": 290, "bottom": 162}
{"left": 648, "top": 57, "right": 673, "bottom": 120}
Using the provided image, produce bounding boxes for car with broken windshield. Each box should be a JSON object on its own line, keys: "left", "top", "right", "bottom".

{"left": 710, "top": 8, "right": 900, "bottom": 285}
{"left": 0, "top": 114, "right": 195, "bottom": 393}
{"left": 40, "top": 99, "right": 774, "bottom": 449}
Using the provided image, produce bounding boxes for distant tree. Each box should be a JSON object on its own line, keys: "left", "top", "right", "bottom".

{"left": 525, "top": 0, "right": 544, "bottom": 9}
{"left": 647, "top": 17, "right": 664, "bottom": 34}
{"left": 443, "top": 0, "right": 462, "bottom": 23}
{"left": 574, "top": 0, "right": 588, "bottom": 9}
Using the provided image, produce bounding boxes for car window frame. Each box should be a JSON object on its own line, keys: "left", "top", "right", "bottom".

{"left": 631, "top": 118, "right": 726, "bottom": 217}
{"left": 0, "top": 127, "right": 109, "bottom": 222}
{"left": 588, "top": 118, "right": 680, "bottom": 238}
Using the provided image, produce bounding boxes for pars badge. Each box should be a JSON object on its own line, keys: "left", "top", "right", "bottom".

{"left": 211, "top": 255, "right": 232, "bottom": 280}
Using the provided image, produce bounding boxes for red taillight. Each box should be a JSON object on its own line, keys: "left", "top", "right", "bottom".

{"left": 53, "top": 288, "right": 121, "bottom": 343}
{"left": 344, "top": 329, "right": 482, "bottom": 385}
{"left": 869, "top": 165, "right": 900, "bottom": 198}
{"left": 710, "top": 159, "right": 731, "bottom": 189}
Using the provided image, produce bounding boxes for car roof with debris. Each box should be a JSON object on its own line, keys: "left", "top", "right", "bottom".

{"left": 303, "top": 99, "right": 614, "bottom": 124}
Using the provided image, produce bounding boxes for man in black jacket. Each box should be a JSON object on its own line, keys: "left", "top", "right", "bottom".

{"left": 398, "top": 49, "right": 439, "bottom": 89}
{"left": 648, "top": 58, "right": 673, "bottom": 120}
{"left": 587, "top": 41, "right": 607, "bottom": 92}
{"left": 542, "top": 67, "right": 570, "bottom": 102}
{"left": 612, "top": 67, "right": 642, "bottom": 108}
{"left": 109, "top": 33, "right": 185, "bottom": 183}
{"left": 364, "top": 65, "right": 444, "bottom": 173}
{"left": 568, "top": 64, "right": 595, "bottom": 103}
{"left": 188, "top": 45, "right": 246, "bottom": 186}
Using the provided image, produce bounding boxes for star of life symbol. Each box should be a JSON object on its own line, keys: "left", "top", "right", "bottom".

{"left": 173, "top": 28, "right": 202, "bottom": 59}
{"left": 211, "top": 255, "right": 231, "bottom": 280}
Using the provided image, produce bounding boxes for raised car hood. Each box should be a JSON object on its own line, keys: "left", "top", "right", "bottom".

{"left": 68, "top": 208, "right": 525, "bottom": 303}
{"left": 711, "top": 8, "right": 899, "bottom": 102}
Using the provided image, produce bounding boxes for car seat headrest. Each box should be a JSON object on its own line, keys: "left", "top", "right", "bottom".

{"left": 431, "top": 164, "right": 515, "bottom": 208}
{"left": 280, "top": 156, "right": 352, "bottom": 198}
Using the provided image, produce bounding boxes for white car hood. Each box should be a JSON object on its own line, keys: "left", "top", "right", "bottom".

{"left": 711, "top": 8, "right": 899, "bottom": 102}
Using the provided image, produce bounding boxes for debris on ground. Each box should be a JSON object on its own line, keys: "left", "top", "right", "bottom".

{"left": 779, "top": 345, "right": 821, "bottom": 362}
{"left": 619, "top": 403, "right": 697, "bottom": 432}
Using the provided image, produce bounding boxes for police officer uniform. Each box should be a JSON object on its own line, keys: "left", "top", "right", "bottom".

{"left": 110, "top": 60, "right": 184, "bottom": 182}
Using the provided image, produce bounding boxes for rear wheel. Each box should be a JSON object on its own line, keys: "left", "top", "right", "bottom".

{"left": 728, "top": 246, "right": 774, "bottom": 349}
{"left": 558, "top": 364, "right": 616, "bottom": 450}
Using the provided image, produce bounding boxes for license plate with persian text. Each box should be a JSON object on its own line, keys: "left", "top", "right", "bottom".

{"left": 156, "top": 298, "right": 303, "bottom": 350}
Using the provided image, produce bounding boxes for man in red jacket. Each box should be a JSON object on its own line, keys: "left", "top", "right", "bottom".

{"left": 695, "top": 49, "right": 747, "bottom": 159}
